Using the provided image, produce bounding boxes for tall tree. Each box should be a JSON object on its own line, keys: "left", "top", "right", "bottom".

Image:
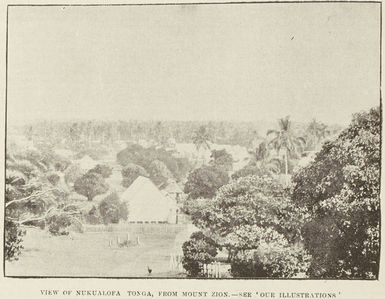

{"left": 74, "top": 172, "right": 109, "bottom": 201}
{"left": 192, "top": 126, "right": 212, "bottom": 166}
{"left": 292, "top": 107, "right": 380, "bottom": 279}
{"left": 5, "top": 151, "right": 80, "bottom": 260}
{"left": 267, "top": 116, "right": 305, "bottom": 178}
{"left": 192, "top": 126, "right": 212, "bottom": 151}
{"left": 184, "top": 166, "right": 229, "bottom": 200}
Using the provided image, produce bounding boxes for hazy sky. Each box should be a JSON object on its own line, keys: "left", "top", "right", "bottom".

{"left": 7, "top": 3, "right": 380, "bottom": 126}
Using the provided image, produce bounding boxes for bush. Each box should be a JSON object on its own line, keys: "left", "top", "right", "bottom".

{"left": 182, "top": 231, "right": 218, "bottom": 277}
{"left": 83, "top": 206, "right": 102, "bottom": 224}
{"left": 98, "top": 193, "right": 128, "bottom": 224}
{"left": 47, "top": 214, "right": 72, "bottom": 236}
{"left": 4, "top": 219, "right": 25, "bottom": 261}
{"left": 229, "top": 228, "right": 310, "bottom": 278}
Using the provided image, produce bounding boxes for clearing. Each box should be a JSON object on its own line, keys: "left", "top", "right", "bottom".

{"left": 6, "top": 226, "right": 188, "bottom": 277}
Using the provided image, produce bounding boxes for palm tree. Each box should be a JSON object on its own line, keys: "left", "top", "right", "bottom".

{"left": 267, "top": 116, "right": 306, "bottom": 180}
{"left": 192, "top": 126, "right": 212, "bottom": 151}
{"left": 192, "top": 126, "right": 212, "bottom": 166}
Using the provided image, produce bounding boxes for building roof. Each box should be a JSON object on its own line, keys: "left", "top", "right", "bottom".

{"left": 121, "top": 176, "right": 176, "bottom": 222}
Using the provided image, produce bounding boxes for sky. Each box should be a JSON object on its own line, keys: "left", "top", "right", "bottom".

{"left": 7, "top": 3, "right": 381, "bottom": 126}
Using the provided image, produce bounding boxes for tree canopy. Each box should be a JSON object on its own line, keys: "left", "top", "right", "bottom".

{"left": 98, "top": 193, "right": 128, "bottom": 224}
{"left": 121, "top": 163, "right": 149, "bottom": 188}
{"left": 292, "top": 106, "right": 380, "bottom": 279}
{"left": 74, "top": 172, "right": 109, "bottom": 201}
{"left": 209, "top": 149, "right": 234, "bottom": 172}
{"left": 188, "top": 175, "right": 310, "bottom": 277}
{"left": 184, "top": 166, "right": 229, "bottom": 200}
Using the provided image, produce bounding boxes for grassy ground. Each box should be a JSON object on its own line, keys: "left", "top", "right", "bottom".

{"left": 5, "top": 227, "right": 186, "bottom": 277}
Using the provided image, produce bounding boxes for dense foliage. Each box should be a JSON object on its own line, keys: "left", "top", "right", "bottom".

{"left": 148, "top": 160, "right": 174, "bottom": 186}
{"left": 47, "top": 214, "right": 73, "bottom": 235}
{"left": 182, "top": 231, "right": 218, "bottom": 277}
{"left": 188, "top": 175, "right": 310, "bottom": 278}
{"left": 209, "top": 149, "right": 233, "bottom": 172}
{"left": 231, "top": 160, "right": 279, "bottom": 180}
{"left": 292, "top": 107, "right": 381, "bottom": 279}
{"left": 117, "top": 143, "right": 191, "bottom": 182}
{"left": 4, "top": 219, "right": 25, "bottom": 261}
{"left": 184, "top": 166, "right": 229, "bottom": 199}
{"left": 98, "top": 193, "right": 128, "bottom": 224}
{"left": 5, "top": 146, "right": 81, "bottom": 260}
{"left": 24, "top": 120, "right": 268, "bottom": 148}
{"left": 121, "top": 163, "right": 149, "bottom": 188}
{"left": 74, "top": 172, "right": 109, "bottom": 201}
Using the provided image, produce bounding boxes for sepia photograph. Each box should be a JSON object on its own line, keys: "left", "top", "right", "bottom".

{"left": 3, "top": 1, "right": 381, "bottom": 280}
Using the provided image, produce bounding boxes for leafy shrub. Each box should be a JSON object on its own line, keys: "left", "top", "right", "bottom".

{"left": 83, "top": 206, "right": 102, "bottom": 225}
{"left": 47, "top": 214, "right": 72, "bottom": 236}
{"left": 98, "top": 193, "right": 128, "bottom": 224}
{"left": 182, "top": 231, "right": 218, "bottom": 277}
{"left": 4, "top": 219, "right": 25, "bottom": 261}
{"left": 229, "top": 228, "right": 310, "bottom": 278}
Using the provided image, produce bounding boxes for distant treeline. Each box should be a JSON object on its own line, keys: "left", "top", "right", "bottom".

{"left": 12, "top": 119, "right": 342, "bottom": 149}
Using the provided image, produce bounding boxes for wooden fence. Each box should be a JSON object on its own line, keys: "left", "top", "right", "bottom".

{"left": 202, "top": 262, "right": 231, "bottom": 278}
{"left": 169, "top": 254, "right": 231, "bottom": 278}
{"left": 83, "top": 223, "right": 187, "bottom": 234}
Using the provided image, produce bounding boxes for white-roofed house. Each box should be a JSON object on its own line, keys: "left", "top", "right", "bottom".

{"left": 121, "top": 176, "right": 177, "bottom": 224}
